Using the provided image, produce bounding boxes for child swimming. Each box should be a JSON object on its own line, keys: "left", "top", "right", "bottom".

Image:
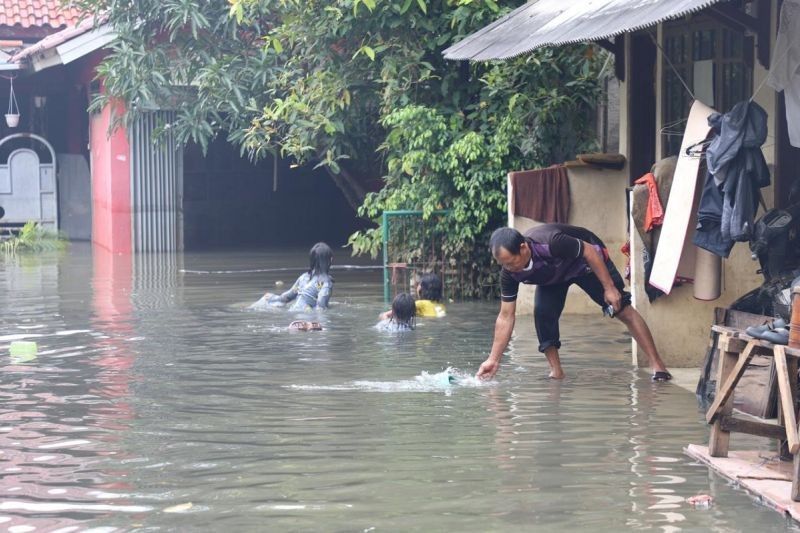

{"left": 414, "top": 273, "right": 446, "bottom": 318}
{"left": 379, "top": 272, "right": 446, "bottom": 320}
{"left": 376, "top": 293, "right": 415, "bottom": 332}
{"left": 257, "top": 242, "right": 334, "bottom": 312}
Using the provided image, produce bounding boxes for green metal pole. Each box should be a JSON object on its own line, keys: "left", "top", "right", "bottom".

{"left": 381, "top": 210, "right": 450, "bottom": 304}
{"left": 382, "top": 211, "right": 389, "bottom": 304}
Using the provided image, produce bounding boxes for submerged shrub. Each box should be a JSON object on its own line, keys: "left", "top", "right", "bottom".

{"left": 2, "top": 221, "right": 68, "bottom": 255}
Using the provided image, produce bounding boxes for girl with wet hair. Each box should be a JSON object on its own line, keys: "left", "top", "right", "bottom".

{"left": 255, "top": 242, "right": 334, "bottom": 311}
{"left": 376, "top": 292, "right": 416, "bottom": 332}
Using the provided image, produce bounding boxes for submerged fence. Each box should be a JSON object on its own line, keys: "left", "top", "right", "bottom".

{"left": 381, "top": 210, "right": 450, "bottom": 304}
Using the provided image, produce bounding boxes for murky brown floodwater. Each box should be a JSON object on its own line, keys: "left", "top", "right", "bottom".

{"left": 0, "top": 244, "right": 797, "bottom": 532}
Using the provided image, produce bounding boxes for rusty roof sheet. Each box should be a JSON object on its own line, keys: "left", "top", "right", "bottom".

{"left": 0, "top": 1, "right": 82, "bottom": 30}
{"left": 443, "top": 0, "right": 725, "bottom": 61}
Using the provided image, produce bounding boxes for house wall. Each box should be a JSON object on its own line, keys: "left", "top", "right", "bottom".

{"left": 508, "top": 5, "right": 782, "bottom": 369}
{"left": 628, "top": 8, "right": 778, "bottom": 368}
{"left": 90, "top": 99, "right": 131, "bottom": 253}
{"left": 510, "top": 165, "right": 630, "bottom": 315}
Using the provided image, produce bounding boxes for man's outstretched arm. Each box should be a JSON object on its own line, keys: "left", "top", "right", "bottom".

{"left": 476, "top": 300, "right": 516, "bottom": 380}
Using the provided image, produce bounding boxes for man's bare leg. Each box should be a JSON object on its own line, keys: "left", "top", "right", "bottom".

{"left": 615, "top": 306, "right": 669, "bottom": 374}
{"left": 544, "top": 346, "right": 566, "bottom": 379}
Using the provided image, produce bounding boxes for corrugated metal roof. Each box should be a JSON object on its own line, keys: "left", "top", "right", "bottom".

{"left": 443, "top": 0, "right": 725, "bottom": 61}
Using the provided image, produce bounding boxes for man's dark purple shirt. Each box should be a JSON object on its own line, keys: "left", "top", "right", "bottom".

{"left": 499, "top": 224, "right": 606, "bottom": 302}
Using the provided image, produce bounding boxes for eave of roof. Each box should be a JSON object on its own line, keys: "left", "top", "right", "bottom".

{"left": 443, "top": 0, "right": 725, "bottom": 61}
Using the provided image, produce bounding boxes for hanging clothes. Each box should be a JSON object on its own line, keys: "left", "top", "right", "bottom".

{"left": 696, "top": 101, "right": 770, "bottom": 254}
{"left": 693, "top": 166, "right": 733, "bottom": 257}
{"left": 633, "top": 173, "right": 665, "bottom": 232}
{"left": 630, "top": 156, "right": 677, "bottom": 302}
{"left": 768, "top": 0, "right": 800, "bottom": 148}
{"left": 509, "top": 165, "right": 570, "bottom": 223}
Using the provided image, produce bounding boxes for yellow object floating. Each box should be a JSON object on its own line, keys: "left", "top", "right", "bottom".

{"left": 9, "top": 341, "right": 37, "bottom": 363}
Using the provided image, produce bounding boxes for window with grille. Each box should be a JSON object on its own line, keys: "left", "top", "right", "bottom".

{"left": 662, "top": 15, "right": 753, "bottom": 156}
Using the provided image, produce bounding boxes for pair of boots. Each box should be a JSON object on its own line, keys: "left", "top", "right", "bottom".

{"left": 745, "top": 318, "right": 790, "bottom": 345}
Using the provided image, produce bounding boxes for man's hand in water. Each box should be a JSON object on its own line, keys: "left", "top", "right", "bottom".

{"left": 476, "top": 356, "right": 500, "bottom": 380}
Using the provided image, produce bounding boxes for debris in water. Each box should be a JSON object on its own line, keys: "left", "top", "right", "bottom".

{"left": 164, "top": 502, "right": 193, "bottom": 513}
{"left": 686, "top": 494, "right": 713, "bottom": 508}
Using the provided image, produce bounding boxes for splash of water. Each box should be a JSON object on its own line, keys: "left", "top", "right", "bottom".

{"left": 288, "top": 367, "right": 487, "bottom": 394}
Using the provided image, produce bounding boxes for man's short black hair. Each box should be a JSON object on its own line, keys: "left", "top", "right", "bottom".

{"left": 489, "top": 227, "right": 525, "bottom": 256}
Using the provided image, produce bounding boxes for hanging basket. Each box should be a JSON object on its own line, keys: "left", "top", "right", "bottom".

{"left": 6, "top": 77, "right": 19, "bottom": 128}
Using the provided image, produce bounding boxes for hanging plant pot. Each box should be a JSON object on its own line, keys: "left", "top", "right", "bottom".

{"left": 6, "top": 78, "right": 19, "bottom": 128}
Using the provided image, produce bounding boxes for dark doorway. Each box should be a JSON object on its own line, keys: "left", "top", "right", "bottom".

{"left": 627, "top": 32, "right": 657, "bottom": 183}
{"left": 182, "top": 138, "right": 365, "bottom": 249}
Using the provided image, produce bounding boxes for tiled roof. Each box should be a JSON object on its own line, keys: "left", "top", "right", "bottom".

{"left": 0, "top": 1, "right": 82, "bottom": 30}
{"left": 10, "top": 14, "right": 107, "bottom": 63}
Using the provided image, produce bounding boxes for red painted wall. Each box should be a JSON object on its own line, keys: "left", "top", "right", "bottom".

{"left": 90, "top": 99, "right": 131, "bottom": 253}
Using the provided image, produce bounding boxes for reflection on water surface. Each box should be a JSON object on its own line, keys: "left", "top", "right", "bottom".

{"left": 0, "top": 245, "right": 796, "bottom": 531}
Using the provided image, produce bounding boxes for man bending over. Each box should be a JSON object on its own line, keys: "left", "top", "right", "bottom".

{"left": 476, "top": 225, "right": 671, "bottom": 382}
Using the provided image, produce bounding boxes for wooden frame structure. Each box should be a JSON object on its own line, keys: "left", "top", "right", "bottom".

{"left": 706, "top": 325, "right": 800, "bottom": 500}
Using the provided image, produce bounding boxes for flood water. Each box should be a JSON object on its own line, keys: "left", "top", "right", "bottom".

{"left": 1, "top": 245, "right": 798, "bottom": 532}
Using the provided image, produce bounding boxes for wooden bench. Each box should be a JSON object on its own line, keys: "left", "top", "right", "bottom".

{"left": 707, "top": 325, "right": 800, "bottom": 499}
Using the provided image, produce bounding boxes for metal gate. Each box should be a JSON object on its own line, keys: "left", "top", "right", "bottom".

{"left": 130, "top": 111, "right": 182, "bottom": 252}
{"left": 0, "top": 133, "right": 58, "bottom": 230}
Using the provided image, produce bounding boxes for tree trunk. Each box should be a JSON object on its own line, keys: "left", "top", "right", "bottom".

{"left": 324, "top": 164, "right": 367, "bottom": 212}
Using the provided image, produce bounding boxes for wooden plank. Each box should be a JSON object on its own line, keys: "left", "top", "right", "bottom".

{"left": 715, "top": 331, "right": 748, "bottom": 353}
{"left": 787, "top": 353, "right": 798, "bottom": 459}
{"left": 774, "top": 346, "right": 800, "bottom": 455}
{"left": 720, "top": 415, "right": 786, "bottom": 440}
{"left": 706, "top": 341, "right": 757, "bottom": 423}
{"left": 762, "top": 359, "right": 779, "bottom": 419}
{"left": 697, "top": 308, "right": 729, "bottom": 399}
{"left": 709, "top": 338, "right": 744, "bottom": 457}
{"left": 793, "top": 450, "right": 800, "bottom": 502}
{"left": 724, "top": 309, "right": 772, "bottom": 329}
{"left": 649, "top": 100, "right": 715, "bottom": 294}
{"left": 711, "top": 326, "right": 800, "bottom": 357}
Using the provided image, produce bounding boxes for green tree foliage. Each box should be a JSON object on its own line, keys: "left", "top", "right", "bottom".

{"left": 76, "top": 0, "right": 604, "bottom": 297}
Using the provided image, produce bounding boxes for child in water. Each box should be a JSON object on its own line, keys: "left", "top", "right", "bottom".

{"left": 379, "top": 272, "right": 446, "bottom": 320}
{"left": 258, "top": 242, "right": 334, "bottom": 312}
{"left": 414, "top": 273, "right": 446, "bottom": 318}
{"left": 376, "top": 293, "right": 415, "bottom": 332}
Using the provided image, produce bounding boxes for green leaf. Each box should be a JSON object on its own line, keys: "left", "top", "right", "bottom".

{"left": 362, "top": 45, "right": 375, "bottom": 61}
{"left": 416, "top": 0, "right": 427, "bottom": 14}
{"left": 271, "top": 38, "right": 283, "bottom": 53}
{"left": 400, "top": 0, "right": 413, "bottom": 14}
{"left": 363, "top": 0, "right": 376, "bottom": 11}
